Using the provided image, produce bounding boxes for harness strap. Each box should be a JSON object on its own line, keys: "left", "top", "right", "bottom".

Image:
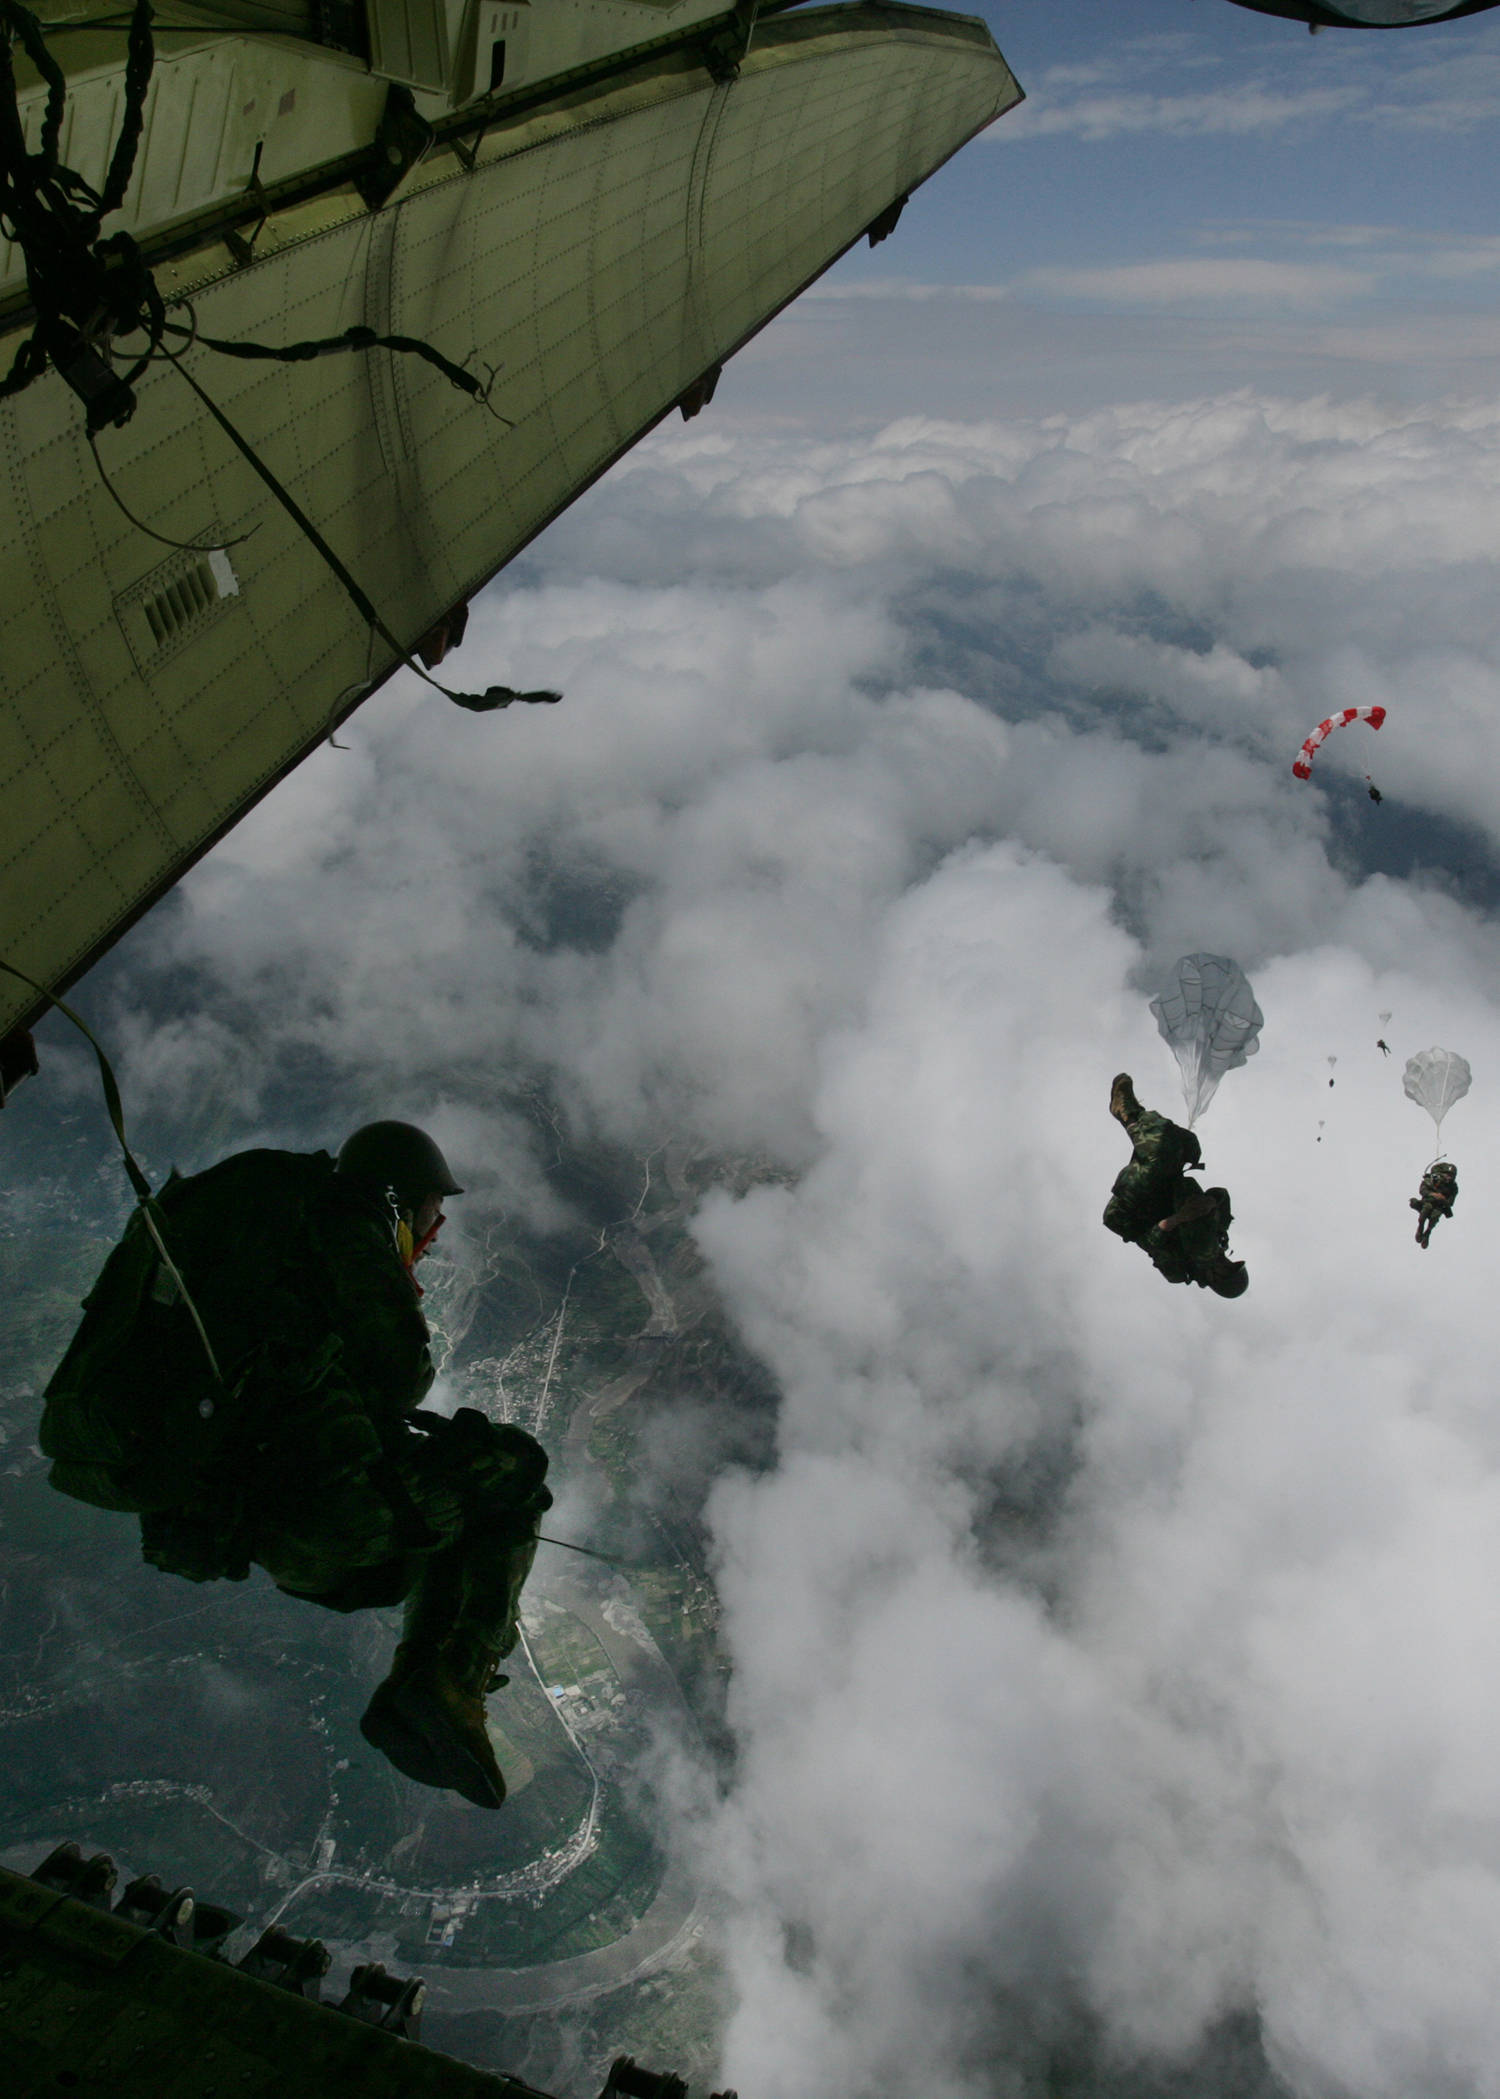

{"left": 0, "top": 959, "right": 227, "bottom": 1389}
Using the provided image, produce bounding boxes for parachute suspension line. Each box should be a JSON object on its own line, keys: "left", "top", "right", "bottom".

{"left": 0, "top": 960, "right": 227, "bottom": 1391}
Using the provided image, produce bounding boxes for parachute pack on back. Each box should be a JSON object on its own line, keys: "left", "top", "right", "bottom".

{"left": 39, "top": 1152, "right": 345, "bottom": 1513}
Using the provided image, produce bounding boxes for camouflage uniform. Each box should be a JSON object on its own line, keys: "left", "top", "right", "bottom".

{"left": 40, "top": 1149, "right": 549, "bottom": 1669}
{"left": 1104, "top": 1102, "right": 1238, "bottom": 1291}
{"left": 1410, "top": 1161, "right": 1458, "bottom": 1249}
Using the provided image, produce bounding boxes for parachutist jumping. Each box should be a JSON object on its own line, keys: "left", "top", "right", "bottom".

{"left": 1367, "top": 783, "right": 1384, "bottom": 805}
{"left": 1410, "top": 1160, "right": 1458, "bottom": 1249}
{"left": 1377, "top": 1039, "right": 1391, "bottom": 1057}
{"left": 39, "top": 1121, "right": 549, "bottom": 1810}
{"left": 1104, "top": 1075, "right": 1248, "bottom": 1297}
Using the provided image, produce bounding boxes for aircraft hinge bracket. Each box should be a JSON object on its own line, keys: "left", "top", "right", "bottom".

{"left": 356, "top": 86, "right": 436, "bottom": 211}
{"left": 226, "top": 143, "right": 270, "bottom": 269}
{"left": 700, "top": 0, "right": 760, "bottom": 84}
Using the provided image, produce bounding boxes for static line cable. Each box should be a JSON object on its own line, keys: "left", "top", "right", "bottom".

{"left": 535, "top": 1532, "right": 660, "bottom": 1572}
{"left": 0, "top": 960, "right": 227, "bottom": 1390}
{"left": 165, "top": 347, "right": 560, "bottom": 713}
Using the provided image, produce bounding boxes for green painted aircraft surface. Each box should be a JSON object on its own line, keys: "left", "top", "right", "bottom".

{"left": 0, "top": 0, "right": 1021, "bottom": 1048}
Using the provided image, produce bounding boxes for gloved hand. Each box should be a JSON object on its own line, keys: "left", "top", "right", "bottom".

{"left": 410, "top": 1408, "right": 551, "bottom": 1511}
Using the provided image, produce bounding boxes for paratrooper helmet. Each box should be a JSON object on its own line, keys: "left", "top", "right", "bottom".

{"left": 335, "top": 1121, "right": 464, "bottom": 1214}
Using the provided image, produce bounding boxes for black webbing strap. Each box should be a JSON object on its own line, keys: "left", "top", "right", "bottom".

{"left": 170, "top": 321, "right": 493, "bottom": 406}
{"left": 165, "top": 350, "right": 560, "bottom": 714}
{"left": 0, "top": 959, "right": 226, "bottom": 1385}
{"left": 0, "top": 959, "right": 149, "bottom": 1201}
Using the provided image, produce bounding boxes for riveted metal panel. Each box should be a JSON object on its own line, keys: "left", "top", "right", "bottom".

{"left": 367, "top": 0, "right": 452, "bottom": 88}
{"left": 0, "top": 7, "right": 1022, "bottom": 1037}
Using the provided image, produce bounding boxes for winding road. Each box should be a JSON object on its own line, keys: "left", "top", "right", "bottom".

{"left": 349, "top": 1205, "right": 711, "bottom": 2010}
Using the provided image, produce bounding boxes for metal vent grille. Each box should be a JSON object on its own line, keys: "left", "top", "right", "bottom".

{"left": 116, "top": 545, "right": 239, "bottom": 673}
{"left": 142, "top": 561, "right": 217, "bottom": 643}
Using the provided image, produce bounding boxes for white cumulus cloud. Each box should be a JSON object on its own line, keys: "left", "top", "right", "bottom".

{"left": 65, "top": 385, "right": 1500, "bottom": 2098}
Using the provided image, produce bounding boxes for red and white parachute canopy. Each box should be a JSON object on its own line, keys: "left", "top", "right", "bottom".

{"left": 1292, "top": 706, "right": 1386, "bottom": 780}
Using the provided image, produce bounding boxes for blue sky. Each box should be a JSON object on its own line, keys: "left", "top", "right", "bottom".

{"left": 890, "top": 1, "right": 1500, "bottom": 291}
{"left": 737, "top": 0, "right": 1500, "bottom": 417}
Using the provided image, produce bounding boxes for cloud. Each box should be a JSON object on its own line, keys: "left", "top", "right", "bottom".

{"left": 1017, "top": 260, "right": 1379, "bottom": 309}
{"left": 1001, "top": 83, "right": 1367, "bottom": 143}
{"left": 692, "top": 878, "right": 1500, "bottom": 2098}
{"left": 1307, "top": 313, "right": 1500, "bottom": 365}
{"left": 802, "top": 230, "right": 1500, "bottom": 335}
{"left": 805, "top": 278, "right": 1013, "bottom": 304}
{"left": 1361, "top": 46, "right": 1500, "bottom": 131}
{"left": 991, "top": 24, "right": 1500, "bottom": 146}
{"left": 69, "top": 386, "right": 1500, "bottom": 2096}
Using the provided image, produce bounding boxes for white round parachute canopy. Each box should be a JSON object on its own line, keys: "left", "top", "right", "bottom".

{"left": 1149, "top": 954, "right": 1264, "bottom": 1126}
{"left": 1403, "top": 1047, "right": 1472, "bottom": 1144}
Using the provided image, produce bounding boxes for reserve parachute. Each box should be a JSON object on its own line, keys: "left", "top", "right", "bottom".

{"left": 1150, "top": 954, "right": 1264, "bottom": 1126}
{"left": 1292, "top": 706, "right": 1386, "bottom": 780}
{"left": 1403, "top": 1047, "right": 1472, "bottom": 1145}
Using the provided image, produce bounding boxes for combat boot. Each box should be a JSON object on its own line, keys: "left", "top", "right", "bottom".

{"left": 359, "top": 1640, "right": 446, "bottom": 1791}
{"left": 1110, "top": 1073, "right": 1142, "bottom": 1126}
{"left": 359, "top": 1636, "right": 510, "bottom": 1809}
